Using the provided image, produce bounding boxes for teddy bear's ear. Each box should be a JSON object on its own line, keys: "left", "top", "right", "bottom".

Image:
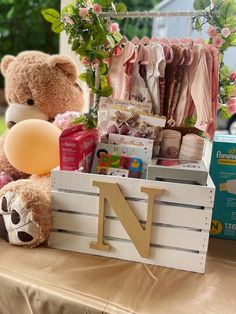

{"left": 0, "top": 55, "right": 16, "bottom": 77}
{"left": 49, "top": 55, "right": 78, "bottom": 82}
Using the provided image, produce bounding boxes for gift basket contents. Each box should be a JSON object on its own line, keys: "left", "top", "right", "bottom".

{"left": 58, "top": 29, "right": 219, "bottom": 186}
{"left": 59, "top": 93, "right": 208, "bottom": 185}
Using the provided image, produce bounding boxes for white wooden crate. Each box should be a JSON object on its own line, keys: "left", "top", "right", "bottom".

{"left": 48, "top": 169, "right": 215, "bottom": 273}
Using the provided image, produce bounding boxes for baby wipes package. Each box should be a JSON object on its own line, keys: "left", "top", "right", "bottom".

{"left": 210, "top": 134, "right": 236, "bottom": 240}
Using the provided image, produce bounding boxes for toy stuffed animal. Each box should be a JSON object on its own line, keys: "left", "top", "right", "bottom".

{"left": 0, "top": 51, "right": 84, "bottom": 247}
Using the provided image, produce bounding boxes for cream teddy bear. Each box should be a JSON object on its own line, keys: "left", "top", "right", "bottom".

{"left": 0, "top": 51, "right": 84, "bottom": 247}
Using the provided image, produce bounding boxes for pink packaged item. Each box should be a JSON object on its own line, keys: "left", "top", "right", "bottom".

{"left": 60, "top": 125, "right": 99, "bottom": 172}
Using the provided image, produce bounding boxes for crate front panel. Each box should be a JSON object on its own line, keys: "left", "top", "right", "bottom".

{"left": 48, "top": 232, "right": 207, "bottom": 273}
{"left": 49, "top": 169, "right": 215, "bottom": 273}
{"left": 52, "top": 211, "right": 209, "bottom": 252}
{"left": 52, "top": 191, "right": 212, "bottom": 230}
{"left": 52, "top": 170, "right": 215, "bottom": 208}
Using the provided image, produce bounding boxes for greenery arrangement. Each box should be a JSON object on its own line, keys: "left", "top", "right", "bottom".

{"left": 42, "top": 0, "right": 127, "bottom": 99}
{"left": 193, "top": 0, "right": 236, "bottom": 118}
{"left": 0, "top": 0, "right": 59, "bottom": 89}
{"left": 42, "top": 0, "right": 236, "bottom": 127}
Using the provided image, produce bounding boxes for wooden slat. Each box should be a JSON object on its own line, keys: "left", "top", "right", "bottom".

{"left": 48, "top": 232, "right": 206, "bottom": 273}
{"left": 52, "top": 191, "right": 212, "bottom": 230}
{"left": 52, "top": 169, "right": 215, "bottom": 207}
{"left": 52, "top": 211, "right": 209, "bottom": 252}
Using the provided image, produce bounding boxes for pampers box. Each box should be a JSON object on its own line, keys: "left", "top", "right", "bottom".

{"left": 210, "top": 134, "right": 236, "bottom": 240}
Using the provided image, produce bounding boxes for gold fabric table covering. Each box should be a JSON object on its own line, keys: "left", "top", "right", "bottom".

{"left": 0, "top": 238, "right": 235, "bottom": 314}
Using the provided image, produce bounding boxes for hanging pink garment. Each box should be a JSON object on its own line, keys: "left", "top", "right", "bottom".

{"left": 146, "top": 42, "right": 166, "bottom": 114}
{"left": 191, "top": 46, "right": 213, "bottom": 132}
{"left": 174, "top": 44, "right": 213, "bottom": 129}
{"left": 206, "top": 45, "right": 219, "bottom": 140}
{"left": 129, "top": 45, "right": 152, "bottom": 104}
{"left": 159, "top": 45, "right": 174, "bottom": 115}
{"left": 167, "top": 46, "right": 194, "bottom": 127}
{"left": 107, "top": 40, "right": 136, "bottom": 99}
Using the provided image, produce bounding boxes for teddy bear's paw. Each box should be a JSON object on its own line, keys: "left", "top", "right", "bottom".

{"left": 0, "top": 192, "right": 40, "bottom": 246}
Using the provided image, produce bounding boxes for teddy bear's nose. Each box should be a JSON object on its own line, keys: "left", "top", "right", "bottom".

{"left": 7, "top": 121, "right": 16, "bottom": 129}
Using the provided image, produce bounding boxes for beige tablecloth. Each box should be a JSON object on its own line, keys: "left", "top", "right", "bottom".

{"left": 0, "top": 238, "right": 235, "bottom": 314}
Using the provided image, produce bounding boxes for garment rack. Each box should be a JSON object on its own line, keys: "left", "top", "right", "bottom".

{"left": 93, "top": 9, "right": 208, "bottom": 106}
{"left": 100, "top": 10, "right": 205, "bottom": 19}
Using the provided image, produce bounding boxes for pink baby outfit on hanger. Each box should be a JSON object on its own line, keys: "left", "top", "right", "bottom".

{"left": 107, "top": 40, "right": 136, "bottom": 99}
{"left": 174, "top": 44, "right": 213, "bottom": 130}
{"left": 191, "top": 46, "right": 213, "bottom": 132}
{"left": 146, "top": 42, "right": 166, "bottom": 114}
{"left": 206, "top": 45, "right": 219, "bottom": 140}
{"left": 130, "top": 45, "right": 152, "bottom": 104}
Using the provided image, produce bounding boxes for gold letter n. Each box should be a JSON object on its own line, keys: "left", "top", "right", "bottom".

{"left": 90, "top": 181, "right": 163, "bottom": 258}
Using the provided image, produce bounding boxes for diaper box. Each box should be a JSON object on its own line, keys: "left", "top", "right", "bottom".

{"left": 209, "top": 134, "right": 236, "bottom": 240}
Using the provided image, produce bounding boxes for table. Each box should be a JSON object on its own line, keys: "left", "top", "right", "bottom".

{"left": 0, "top": 238, "right": 235, "bottom": 314}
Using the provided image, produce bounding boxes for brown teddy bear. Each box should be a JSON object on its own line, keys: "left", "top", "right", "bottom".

{"left": 0, "top": 51, "right": 84, "bottom": 247}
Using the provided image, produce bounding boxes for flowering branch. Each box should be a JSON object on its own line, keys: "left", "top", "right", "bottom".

{"left": 193, "top": 0, "right": 236, "bottom": 118}
{"left": 42, "top": 0, "right": 127, "bottom": 100}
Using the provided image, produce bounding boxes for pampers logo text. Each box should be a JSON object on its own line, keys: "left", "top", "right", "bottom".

{"left": 217, "top": 149, "right": 236, "bottom": 165}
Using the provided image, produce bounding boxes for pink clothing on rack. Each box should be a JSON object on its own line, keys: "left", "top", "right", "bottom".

{"left": 107, "top": 40, "right": 136, "bottom": 99}
{"left": 192, "top": 47, "right": 213, "bottom": 132}
{"left": 130, "top": 45, "right": 152, "bottom": 104}
{"left": 174, "top": 44, "right": 213, "bottom": 129}
{"left": 206, "top": 45, "right": 219, "bottom": 140}
{"left": 159, "top": 45, "right": 174, "bottom": 115}
{"left": 146, "top": 43, "right": 166, "bottom": 114}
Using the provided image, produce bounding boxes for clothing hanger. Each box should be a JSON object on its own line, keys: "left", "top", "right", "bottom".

{"left": 150, "top": 36, "right": 159, "bottom": 43}
{"left": 179, "top": 37, "right": 191, "bottom": 44}
{"left": 131, "top": 36, "right": 140, "bottom": 45}
{"left": 170, "top": 38, "right": 179, "bottom": 45}
{"left": 159, "top": 37, "right": 170, "bottom": 45}
{"left": 140, "top": 36, "right": 150, "bottom": 46}
{"left": 195, "top": 37, "right": 206, "bottom": 45}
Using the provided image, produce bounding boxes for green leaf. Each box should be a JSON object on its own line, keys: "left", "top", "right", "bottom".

{"left": 220, "top": 106, "right": 232, "bottom": 119}
{"left": 228, "top": 33, "right": 236, "bottom": 46}
{"left": 193, "top": 0, "right": 210, "bottom": 10}
{"left": 112, "top": 32, "right": 122, "bottom": 43}
{"left": 219, "top": 1, "right": 236, "bottom": 26}
{"left": 96, "top": 50, "right": 106, "bottom": 59}
{"left": 41, "top": 8, "right": 60, "bottom": 23}
{"left": 194, "top": 18, "right": 202, "bottom": 31}
{"left": 185, "top": 116, "right": 197, "bottom": 127}
{"left": 227, "top": 87, "right": 235, "bottom": 95}
{"left": 100, "top": 64, "right": 108, "bottom": 75}
{"left": 51, "top": 20, "right": 64, "bottom": 33}
{"left": 72, "top": 39, "right": 80, "bottom": 51}
{"left": 79, "top": 73, "right": 87, "bottom": 82}
{"left": 85, "top": 70, "right": 95, "bottom": 88}
{"left": 107, "top": 34, "right": 115, "bottom": 46}
{"left": 76, "top": 46, "right": 87, "bottom": 55}
{"left": 94, "top": 0, "right": 112, "bottom": 8}
{"left": 100, "top": 86, "right": 113, "bottom": 96}
{"left": 115, "top": 2, "right": 127, "bottom": 13}
{"left": 62, "top": 4, "right": 74, "bottom": 16}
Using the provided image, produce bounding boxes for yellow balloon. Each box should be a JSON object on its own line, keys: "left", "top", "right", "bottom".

{"left": 4, "top": 119, "right": 61, "bottom": 175}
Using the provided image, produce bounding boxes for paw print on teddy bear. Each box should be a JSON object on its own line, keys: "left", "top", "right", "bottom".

{"left": 0, "top": 51, "right": 84, "bottom": 247}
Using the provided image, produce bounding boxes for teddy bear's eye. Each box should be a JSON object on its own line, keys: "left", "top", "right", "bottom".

{"left": 26, "top": 99, "right": 34, "bottom": 106}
